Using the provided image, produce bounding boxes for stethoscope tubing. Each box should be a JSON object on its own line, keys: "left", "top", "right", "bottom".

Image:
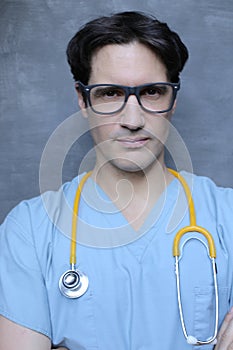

{"left": 175, "top": 248, "right": 218, "bottom": 345}
{"left": 58, "top": 168, "right": 219, "bottom": 346}
{"left": 59, "top": 171, "right": 92, "bottom": 299}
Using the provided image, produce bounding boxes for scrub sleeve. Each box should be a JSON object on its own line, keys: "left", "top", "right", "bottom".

{"left": 0, "top": 201, "right": 52, "bottom": 339}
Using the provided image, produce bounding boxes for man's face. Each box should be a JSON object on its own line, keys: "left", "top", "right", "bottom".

{"left": 78, "top": 42, "right": 176, "bottom": 174}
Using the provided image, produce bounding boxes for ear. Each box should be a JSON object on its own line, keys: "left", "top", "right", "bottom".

{"left": 167, "top": 99, "right": 177, "bottom": 121}
{"left": 76, "top": 88, "right": 88, "bottom": 118}
{"left": 171, "top": 99, "right": 177, "bottom": 115}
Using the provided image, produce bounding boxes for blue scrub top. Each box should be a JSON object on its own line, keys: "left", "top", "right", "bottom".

{"left": 0, "top": 172, "right": 233, "bottom": 350}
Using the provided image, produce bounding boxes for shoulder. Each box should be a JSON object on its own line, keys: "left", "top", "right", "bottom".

{"left": 183, "top": 171, "right": 233, "bottom": 203}
{"left": 0, "top": 174, "right": 85, "bottom": 242}
{"left": 181, "top": 170, "right": 233, "bottom": 224}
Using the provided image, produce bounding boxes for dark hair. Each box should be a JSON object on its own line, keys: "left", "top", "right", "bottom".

{"left": 66, "top": 11, "right": 189, "bottom": 84}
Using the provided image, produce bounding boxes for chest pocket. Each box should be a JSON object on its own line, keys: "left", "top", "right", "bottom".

{"left": 193, "top": 286, "right": 229, "bottom": 350}
{"left": 51, "top": 289, "right": 98, "bottom": 349}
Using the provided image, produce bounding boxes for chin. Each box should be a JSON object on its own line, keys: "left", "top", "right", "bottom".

{"left": 109, "top": 157, "right": 157, "bottom": 174}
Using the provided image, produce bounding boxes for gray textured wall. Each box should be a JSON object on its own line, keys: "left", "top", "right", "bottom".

{"left": 1, "top": 0, "right": 233, "bottom": 223}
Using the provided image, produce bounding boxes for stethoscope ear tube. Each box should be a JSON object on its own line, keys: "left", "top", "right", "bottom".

{"left": 170, "top": 167, "right": 219, "bottom": 346}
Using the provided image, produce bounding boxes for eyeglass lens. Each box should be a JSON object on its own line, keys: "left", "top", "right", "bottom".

{"left": 89, "top": 84, "right": 175, "bottom": 114}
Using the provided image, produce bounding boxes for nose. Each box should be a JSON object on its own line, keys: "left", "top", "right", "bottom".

{"left": 120, "top": 95, "right": 145, "bottom": 130}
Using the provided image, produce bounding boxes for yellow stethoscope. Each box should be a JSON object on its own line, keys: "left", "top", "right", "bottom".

{"left": 59, "top": 169, "right": 218, "bottom": 346}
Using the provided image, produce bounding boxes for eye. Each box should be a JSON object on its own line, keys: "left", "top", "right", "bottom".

{"left": 140, "top": 85, "right": 168, "bottom": 97}
{"left": 93, "top": 86, "right": 124, "bottom": 99}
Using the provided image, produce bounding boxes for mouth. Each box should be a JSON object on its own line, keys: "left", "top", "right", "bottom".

{"left": 116, "top": 136, "right": 150, "bottom": 148}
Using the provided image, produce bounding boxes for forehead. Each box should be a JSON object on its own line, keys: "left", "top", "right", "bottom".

{"left": 89, "top": 42, "right": 168, "bottom": 85}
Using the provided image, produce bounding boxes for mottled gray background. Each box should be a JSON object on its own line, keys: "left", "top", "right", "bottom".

{"left": 0, "top": 0, "right": 233, "bottom": 223}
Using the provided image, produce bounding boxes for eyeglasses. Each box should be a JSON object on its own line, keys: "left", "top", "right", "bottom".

{"left": 76, "top": 80, "right": 180, "bottom": 115}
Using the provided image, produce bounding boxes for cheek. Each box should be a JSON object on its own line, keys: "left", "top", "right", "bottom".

{"left": 87, "top": 113, "right": 119, "bottom": 145}
{"left": 148, "top": 116, "right": 171, "bottom": 144}
{"left": 89, "top": 123, "right": 112, "bottom": 146}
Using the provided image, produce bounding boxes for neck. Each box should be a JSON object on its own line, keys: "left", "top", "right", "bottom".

{"left": 90, "top": 157, "right": 174, "bottom": 230}
{"left": 91, "top": 150, "right": 172, "bottom": 193}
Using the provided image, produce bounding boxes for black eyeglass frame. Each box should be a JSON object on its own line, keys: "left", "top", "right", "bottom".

{"left": 76, "top": 80, "right": 180, "bottom": 115}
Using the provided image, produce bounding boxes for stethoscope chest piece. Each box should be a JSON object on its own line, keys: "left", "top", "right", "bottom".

{"left": 59, "top": 269, "right": 89, "bottom": 298}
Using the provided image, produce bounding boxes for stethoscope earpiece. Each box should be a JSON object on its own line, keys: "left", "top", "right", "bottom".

{"left": 59, "top": 269, "right": 89, "bottom": 298}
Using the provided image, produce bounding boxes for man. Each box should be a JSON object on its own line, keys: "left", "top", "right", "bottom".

{"left": 0, "top": 11, "right": 233, "bottom": 350}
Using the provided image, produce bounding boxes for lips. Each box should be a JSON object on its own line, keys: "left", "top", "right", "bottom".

{"left": 116, "top": 136, "right": 149, "bottom": 148}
